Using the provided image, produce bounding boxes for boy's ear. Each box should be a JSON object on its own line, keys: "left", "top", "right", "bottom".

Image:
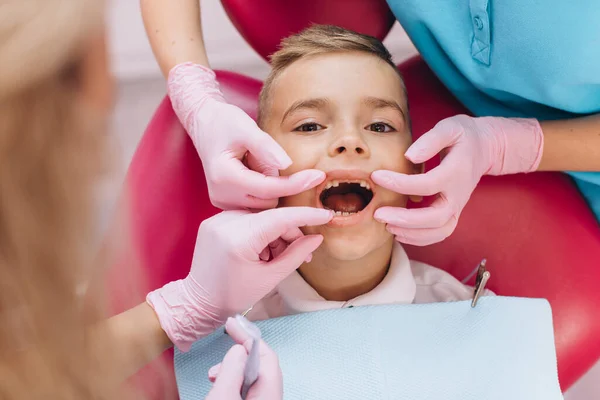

{"left": 409, "top": 163, "right": 425, "bottom": 203}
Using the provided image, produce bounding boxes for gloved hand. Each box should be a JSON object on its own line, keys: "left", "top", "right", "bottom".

{"left": 168, "top": 63, "right": 325, "bottom": 210}
{"left": 206, "top": 316, "right": 282, "bottom": 400}
{"left": 147, "top": 207, "right": 333, "bottom": 351}
{"left": 372, "top": 115, "right": 544, "bottom": 246}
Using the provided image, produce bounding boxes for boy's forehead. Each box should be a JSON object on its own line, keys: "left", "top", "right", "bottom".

{"left": 268, "top": 52, "right": 407, "bottom": 115}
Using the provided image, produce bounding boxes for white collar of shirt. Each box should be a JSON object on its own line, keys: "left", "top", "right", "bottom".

{"left": 276, "top": 242, "right": 416, "bottom": 315}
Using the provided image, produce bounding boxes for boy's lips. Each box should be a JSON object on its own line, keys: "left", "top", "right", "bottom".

{"left": 315, "top": 169, "right": 378, "bottom": 227}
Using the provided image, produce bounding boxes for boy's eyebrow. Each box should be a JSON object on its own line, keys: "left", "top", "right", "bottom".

{"left": 281, "top": 98, "right": 331, "bottom": 123}
{"left": 362, "top": 96, "right": 407, "bottom": 120}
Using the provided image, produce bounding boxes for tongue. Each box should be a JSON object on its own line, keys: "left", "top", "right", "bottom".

{"left": 324, "top": 193, "right": 366, "bottom": 213}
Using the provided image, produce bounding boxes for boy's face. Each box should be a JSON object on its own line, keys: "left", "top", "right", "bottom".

{"left": 261, "top": 52, "right": 415, "bottom": 261}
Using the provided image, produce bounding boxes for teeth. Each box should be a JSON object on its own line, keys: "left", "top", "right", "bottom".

{"left": 324, "top": 179, "right": 371, "bottom": 190}
{"left": 321, "top": 179, "right": 373, "bottom": 218}
{"left": 333, "top": 211, "right": 357, "bottom": 217}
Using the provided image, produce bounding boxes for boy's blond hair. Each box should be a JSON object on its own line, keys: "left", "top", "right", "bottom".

{"left": 257, "top": 25, "right": 407, "bottom": 127}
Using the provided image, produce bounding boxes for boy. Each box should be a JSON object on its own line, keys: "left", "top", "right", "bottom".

{"left": 248, "top": 25, "right": 491, "bottom": 320}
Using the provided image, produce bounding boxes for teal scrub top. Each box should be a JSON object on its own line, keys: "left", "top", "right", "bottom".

{"left": 386, "top": 0, "right": 600, "bottom": 220}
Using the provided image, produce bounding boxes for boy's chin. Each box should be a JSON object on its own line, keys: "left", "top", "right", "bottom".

{"left": 321, "top": 235, "right": 379, "bottom": 262}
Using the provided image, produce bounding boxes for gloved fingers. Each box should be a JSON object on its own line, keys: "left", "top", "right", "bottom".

{"left": 279, "top": 227, "right": 311, "bottom": 262}
{"left": 245, "top": 151, "right": 280, "bottom": 178}
{"left": 206, "top": 340, "right": 262, "bottom": 381}
{"left": 233, "top": 167, "right": 325, "bottom": 201}
{"left": 374, "top": 196, "right": 456, "bottom": 229}
{"left": 217, "top": 152, "right": 324, "bottom": 205}
{"left": 242, "top": 127, "right": 292, "bottom": 170}
{"left": 404, "top": 118, "right": 464, "bottom": 163}
{"left": 205, "top": 158, "right": 278, "bottom": 210}
{"left": 240, "top": 195, "right": 279, "bottom": 211}
{"left": 225, "top": 317, "right": 283, "bottom": 400}
{"left": 386, "top": 215, "right": 459, "bottom": 246}
{"left": 210, "top": 319, "right": 282, "bottom": 399}
{"left": 265, "top": 239, "right": 286, "bottom": 261}
{"left": 280, "top": 226, "right": 304, "bottom": 243}
{"left": 208, "top": 363, "right": 221, "bottom": 382}
{"left": 206, "top": 209, "right": 253, "bottom": 224}
{"left": 209, "top": 344, "right": 283, "bottom": 400}
{"left": 222, "top": 161, "right": 323, "bottom": 203}
{"left": 266, "top": 226, "right": 308, "bottom": 260}
{"left": 205, "top": 344, "right": 247, "bottom": 399}
{"left": 259, "top": 246, "right": 271, "bottom": 261}
{"left": 225, "top": 316, "right": 260, "bottom": 345}
{"left": 248, "top": 348, "right": 283, "bottom": 400}
{"left": 266, "top": 234, "right": 324, "bottom": 276}
{"left": 267, "top": 229, "right": 311, "bottom": 262}
{"left": 197, "top": 210, "right": 255, "bottom": 239}
{"left": 248, "top": 207, "right": 332, "bottom": 253}
{"left": 371, "top": 164, "right": 450, "bottom": 197}
{"left": 267, "top": 239, "right": 289, "bottom": 261}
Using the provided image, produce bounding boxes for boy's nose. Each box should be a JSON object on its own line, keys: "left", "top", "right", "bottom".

{"left": 329, "top": 132, "right": 370, "bottom": 158}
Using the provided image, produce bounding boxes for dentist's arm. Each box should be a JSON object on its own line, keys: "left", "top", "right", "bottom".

{"left": 538, "top": 114, "right": 600, "bottom": 171}
{"left": 88, "top": 207, "right": 332, "bottom": 386}
{"left": 140, "top": 0, "right": 325, "bottom": 210}
{"left": 87, "top": 302, "right": 171, "bottom": 386}
{"left": 140, "top": 0, "right": 209, "bottom": 77}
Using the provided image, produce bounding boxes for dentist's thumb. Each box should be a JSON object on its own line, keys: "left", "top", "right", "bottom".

{"left": 243, "top": 126, "right": 293, "bottom": 170}
{"left": 205, "top": 344, "right": 247, "bottom": 399}
{"left": 268, "top": 234, "right": 324, "bottom": 277}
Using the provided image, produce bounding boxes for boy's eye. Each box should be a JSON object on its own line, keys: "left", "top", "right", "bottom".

{"left": 293, "top": 123, "right": 323, "bottom": 132}
{"left": 367, "top": 122, "right": 395, "bottom": 133}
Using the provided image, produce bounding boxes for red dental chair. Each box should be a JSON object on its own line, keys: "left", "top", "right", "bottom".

{"left": 117, "top": 1, "right": 600, "bottom": 398}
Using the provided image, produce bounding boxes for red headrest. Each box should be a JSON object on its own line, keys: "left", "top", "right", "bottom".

{"left": 221, "top": 0, "right": 395, "bottom": 60}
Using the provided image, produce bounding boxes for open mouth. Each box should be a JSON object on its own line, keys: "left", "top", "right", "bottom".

{"left": 319, "top": 180, "right": 374, "bottom": 216}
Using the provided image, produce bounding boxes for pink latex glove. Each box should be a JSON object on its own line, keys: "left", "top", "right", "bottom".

{"left": 147, "top": 207, "right": 333, "bottom": 351}
{"left": 206, "top": 316, "right": 282, "bottom": 400}
{"left": 372, "top": 115, "right": 544, "bottom": 246}
{"left": 168, "top": 63, "right": 325, "bottom": 210}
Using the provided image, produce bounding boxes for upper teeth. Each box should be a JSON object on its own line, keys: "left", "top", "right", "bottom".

{"left": 324, "top": 179, "right": 371, "bottom": 190}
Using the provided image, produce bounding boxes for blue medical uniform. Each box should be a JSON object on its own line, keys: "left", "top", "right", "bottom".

{"left": 386, "top": 0, "right": 600, "bottom": 220}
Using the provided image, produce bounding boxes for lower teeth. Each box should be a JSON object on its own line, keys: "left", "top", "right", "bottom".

{"left": 324, "top": 208, "right": 359, "bottom": 217}
{"left": 334, "top": 211, "right": 356, "bottom": 217}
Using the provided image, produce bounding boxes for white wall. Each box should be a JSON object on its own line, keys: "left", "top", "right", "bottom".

{"left": 105, "top": 2, "right": 599, "bottom": 398}
{"left": 106, "top": 0, "right": 417, "bottom": 82}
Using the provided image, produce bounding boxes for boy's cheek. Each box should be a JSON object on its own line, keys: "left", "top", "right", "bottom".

{"left": 273, "top": 136, "right": 324, "bottom": 176}
{"left": 378, "top": 189, "right": 409, "bottom": 209}
{"left": 375, "top": 142, "right": 424, "bottom": 174}
{"left": 372, "top": 140, "right": 414, "bottom": 174}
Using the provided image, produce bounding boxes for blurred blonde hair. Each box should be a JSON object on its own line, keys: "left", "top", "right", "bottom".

{"left": 0, "top": 1, "right": 138, "bottom": 398}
